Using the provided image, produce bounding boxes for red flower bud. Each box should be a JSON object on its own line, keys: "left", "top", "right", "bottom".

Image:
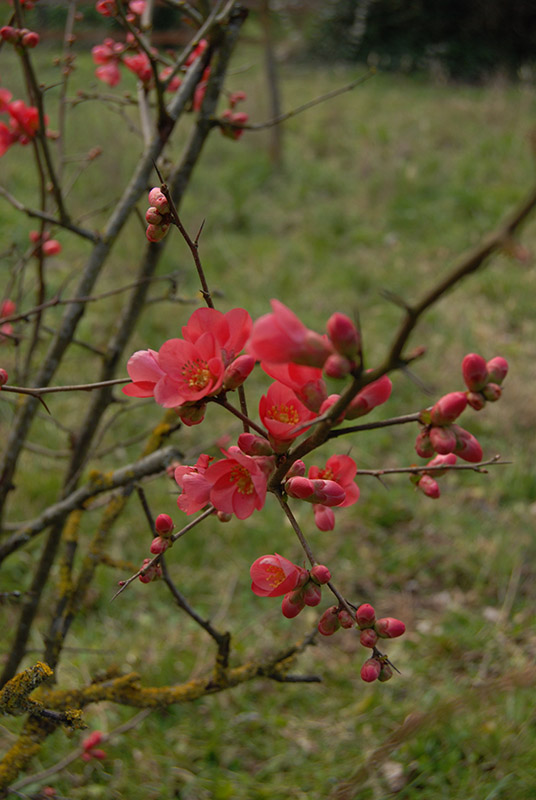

{"left": 281, "top": 590, "right": 306, "bottom": 618}
{"left": 146, "top": 223, "right": 169, "bottom": 242}
{"left": 466, "top": 391, "right": 486, "bottom": 411}
{"left": 378, "top": 662, "right": 394, "bottom": 682}
{"left": 285, "top": 459, "right": 306, "bottom": 479}
{"left": 451, "top": 425, "right": 483, "bottom": 463}
{"left": 356, "top": 603, "right": 376, "bottom": 628}
{"left": 303, "top": 583, "right": 322, "bottom": 606}
{"left": 416, "top": 474, "right": 440, "bottom": 498}
{"left": 285, "top": 476, "right": 346, "bottom": 506}
{"left": 482, "top": 382, "right": 502, "bottom": 402}
{"left": 429, "top": 392, "right": 467, "bottom": 426}
{"left": 326, "top": 312, "right": 360, "bottom": 358}
{"left": 0, "top": 368, "right": 8, "bottom": 387}
{"left": 155, "top": 513, "right": 174, "bottom": 534}
{"left": 360, "top": 658, "right": 382, "bottom": 682}
{"left": 337, "top": 608, "right": 355, "bottom": 628}
{"left": 374, "top": 617, "right": 405, "bottom": 639}
{"left": 237, "top": 432, "right": 273, "bottom": 456}
{"left": 429, "top": 425, "right": 457, "bottom": 454}
{"left": 486, "top": 356, "right": 508, "bottom": 385}
{"left": 217, "top": 511, "right": 233, "bottom": 522}
{"left": 309, "top": 564, "right": 331, "bottom": 585}
{"left": 318, "top": 606, "right": 341, "bottom": 636}
{"left": 147, "top": 187, "right": 170, "bottom": 213}
{"left": 145, "top": 206, "right": 162, "bottom": 224}
{"left": 323, "top": 353, "right": 354, "bottom": 378}
{"left": 149, "top": 536, "right": 170, "bottom": 555}
{"left": 359, "top": 628, "right": 379, "bottom": 648}
{"left": 222, "top": 354, "right": 255, "bottom": 390}
{"left": 415, "top": 430, "right": 435, "bottom": 458}
{"left": 462, "top": 353, "right": 488, "bottom": 391}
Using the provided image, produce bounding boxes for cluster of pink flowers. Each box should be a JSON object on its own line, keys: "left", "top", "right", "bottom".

{"left": 415, "top": 352, "right": 508, "bottom": 468}
{"left": 250, "top": 554, "right": 332, "bottom": 618}
{"left": 96, "top": 0, "right": 145, "bottom": 20}
{"left": 0, "top": 89, "right": 44, "bottom": 158}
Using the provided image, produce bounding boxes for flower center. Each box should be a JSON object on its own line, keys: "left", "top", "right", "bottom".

{"left": 267, "top": 403, "right": 299, "bottom": 425}
{"left": 264, "top": 563, "right": 285, "bottom": 588}
{"left": 318, "top": 467, "right": 334, "bottom": 481}
{"left": 230, "top": 464, "right": 254, "bottom": 495}
{"left": 182, "top": 358, "right": 211, "bottom": 389}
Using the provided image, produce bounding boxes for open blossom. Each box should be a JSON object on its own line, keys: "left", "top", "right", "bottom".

{"left": 250, "top": 553, "right": 308, "bottom": 597}
{"left": 259, "top": 381, "right": 317, "bottom": 452}
{"left": 123, "top": 349, "right": 165, "bottom": 398}
{"left": 248, "top": 300, "right": 333, "bottom": 368}
{"left": 182, "top": 307, "right": 252, "bottom": 365}
{"left": 155, "top": 332, "right": 224, "bottom": 407}
{"left": 204, "top": 446, "right": 269, "bottom": 519}
{"left": 261, "top": 362, "right": 327, "bottom": 412}
{"left": 123, "top": 53, "right": 153, "bottom": 86}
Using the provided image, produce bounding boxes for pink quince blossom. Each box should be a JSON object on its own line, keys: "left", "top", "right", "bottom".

{"left": 95, "top": 62, "right": 121, "bottom": 87}
{"left": 174, "top": 454, "right": 213, "bottom": 514}
{"left": 123, "top": 348, "right": 165, "bottom": 398}
{"left": 248, "top": 300, "right": 333, "bottom": 368}
{"left": 155, "top": 332, "right": 224, "bottom": 407}
{"left": 250, "top": 553, "right": 308, "bottom": 597}
{"left": 123, "top": 53, "right": 153, "bottom": 86}
{"left": 182, "top": 307, "right": 252, "bottom": 365}
{"left": 204, "top": 446, "right": 268, "bottom": 519}
{"left": 261, "top": 361, "right": 327, "bottom": 412}
{"left": 259, "top": 381, "right": 317, "bottom": 452}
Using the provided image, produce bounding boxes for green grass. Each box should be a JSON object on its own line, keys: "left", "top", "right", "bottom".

{"left": 1, "top": 30, "right": 536, "bottom": 800}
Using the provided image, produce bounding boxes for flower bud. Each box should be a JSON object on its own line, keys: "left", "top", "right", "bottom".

{"left": 378, "top": 662, "right": 394, "bottom": 682}
{"left": 466, "top": 391, "right": 486, "bottom": 411}
{"left": 176, "top": 402, "right": 206, "bottom": 426}
{"left": 356, "top": 603, "right": 376, "bottom": 628}
{"left": 237, "top": 432, "right": 273, "bottom": 456}
{"left": 138, "top": 558, "right": 162, "bottom": 583}
{"left": 345, "top": 375, "right": 392, "bottom": 419}
{"left": 303, "top": 583, "right": 322, "bottom": 606}
{"left": 0, "top": 368, "right": 8, "bottom": 387}
{"left": 337, "top": 608, "right": 355, "bottom": 628}
{"left": 42, "top": 239, "right": 61, "bottom": 256}
{"left": 285, "top": 459, "right": 306, "bottom": 479}
{"left": 222, "top": 354, "right": 255, "bottom": 390}
{"left": 424, "top": 452, "right": 457, "bottom": 476}
{"left": 451, "top": 425, "right": 483, "bottom": 463}
{"left": 429, "top": 425, "right": 457, "bottom": 454}
{"left": 22, "top": 31, "right": 39, "bottom": 47}
{"left": 312, "top": 504, "right": 335, "bottom": 531}
{"left": 462, "top": 353, "right": 488, "bottom": 392}
{"left": 217, "top": 511, "right": 233, "bottom": 522}
{"left": 155, "top": 513, "right": 174, "bottom": 534}
{"left": 360, "top": 658, "right": 382, "bottom": 683}
{"left": 482, "top": 382, "right": 502, "bottom": 402}
{"left": 326, "top": 312, "right": 360, "bottom": 358}
{"left": 150, "top": 536, "right": 170, "bottom": 555}
{"left": 429, "top": 392, "right": 467, "bottom": 426}
{"left": 145, "top": 206, "right": 162, "bottom": 224}
{"left": 281, "top": 590, "right": 306, "bottom": 618}
{"left": 318, "top": 606, "right": 341, "bottom": 636}
{"left": 309, "top": 564, "right": 331, "bottom": 585}
{"left": 374, "top": 617, "right": 406, "bottom": 639}
{"left": 146, "top": 223, "right": 169, "bottom": 242}
{"left": 486, "top": 356, "right": 508, "bottom": 385}
{"left": 359, "top": 628, "right": 379, "bottom": 648}
{"left": 148, "top": 187, "right": 170, "bottom": 213}
{"left": 416, "top": 474, "right": 440, "bottom": 498}
{"left": 323, "top": 353, "right": 354, "bottom": 379}
{"left": 415, "top": 430, "right": 435, "bottom": 458}
{"left": 285, "top": 476, "right": 345, "bottom": 506}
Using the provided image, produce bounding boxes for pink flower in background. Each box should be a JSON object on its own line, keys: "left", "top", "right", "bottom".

{"left": 123, "top": 53, "right": 153, "bottom": 86}
{"left": 248, "top": 300, "right": 333, "bottom": 368}
{"left": 81, "top": 730, "right": 107, "bottom": 761}
{"left": 155, "top": 332, "right": 224, "bottom": 407}
{"left": 204, "top": 446, "right": 268, "bottom": 519}
{"left": 182, "top": 307, "right": 252, "bottom": 365}
{"left": 259, "top": 381, "right": 317, "bottom": 451}
{"left": 261, "top": 362, "right": 327, "bottom": 412}
{"left": 174, "top": 454, "right": 213, "bottom": 514}
{"left": 122, "top": 349, "right": 164, "bottom": 398}
{"left": 250, "top": 553, "right": 307, "bottom": 597}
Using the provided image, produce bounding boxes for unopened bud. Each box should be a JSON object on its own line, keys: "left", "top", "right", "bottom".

{"left": 466, "top": 391, "right": 486, "bottom": 411}
{"left": 359, "top": 628, "right": 379, "bottom": 648}
{"left": 323, "top": 353, "right": 354, "bottom": 379}
{"left": 425, "top": 452, "right": 457, "bottom": 477}
{"left": 146, "top": 223, "right": 169, "bottom": 243}
{"left": 462, "top": 353, "right": 488, "bottom": 392}
{"left": 237, "top": 432, "right": 273, "bottom": 456}
{"left": 176, "top": 402, "right": 206, "bottom": 426}
{"left": 345, "top": 375, "right": 392, "bottom": 419}
{"left": 326, "top": 312, "right": 360, "bottom": 358}
{"left": 378, "top": 662, "right": 394, "bottom": 682}
{"left": 356, "top": 603, "right": 376, "bottom": 628}
{"left": 482, "top": 382, "right": 502, "bottom": 402}
{"left": 486, "top": 356, "right": 508, "bottom": 385}
{"left": 360, "top": 658, "right": 381, "bottom": 683}
{"left": 374, "top": 617, "right": 406, "bottom": 639}
{"left": 429, "top": 392, "right": 467, "bottom": 426}
{"left": 148, "top": 187, "right": 170, "bottom": 213}
{"left": 222, "top": 354, "right": 255, "bottom": 390}
{"left": 415, "top": 430, "right": 435, "bottom": 458}
{"left": 318, "top": 606, "right": 341, "bottom": 636}
{"left": 149, "top": 536, "right": 170, "bottom": 555}
{"left": 22, "top": 31, "right": 39, "bottom": 47}
{"left": 0, "top": 368, "right": 8, "bottom": 387}
{"left": 416, "top": 474, "right": 440, "bottom": 498}
{"left": 429, "top": 425, "right": 457, "bottom": 455}
{"left": 309, "top": 564, "right": 331, "bottom": 585}
{"left": 451, "top": 425, "right": 483, "bottom": 463}
{"left": 281, "top": 590, "right": 306, "bottom": 618}
{"left": 337, "top": 608, "right": 355, "bottom": 628}
{"left": 145, "top": 206, "right": 162, "bottom": 224}
{"left": 285, "top": 459, "right": 306, "bottom": 479}
{"left": 155, "top": 513, "right": 174, "bottom": 534}
{"left": 285, "top": 476, "right": 345, "bottom": 506}
{"left": 217, "top": 511, "right": 233, "bottom": 522}
{"left": 303, "top": 583, "right": 322, "bottom": 606}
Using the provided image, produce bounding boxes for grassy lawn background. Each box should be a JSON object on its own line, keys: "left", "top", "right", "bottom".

{"left": 1, "top": 28, "right": 536, "bottom": 800}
